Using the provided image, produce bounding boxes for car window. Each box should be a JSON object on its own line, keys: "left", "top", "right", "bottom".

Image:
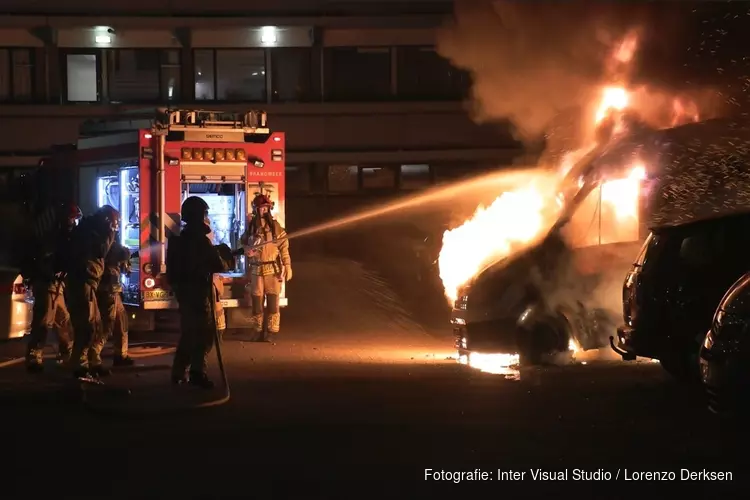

{"left": 678, "top": 226, "right": 725, "bottom": 270}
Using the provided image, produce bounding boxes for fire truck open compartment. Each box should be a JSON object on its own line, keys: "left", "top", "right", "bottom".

{"left": 67, "top": 108, "right": 286, "bottom": 332}
{"left": 182, "top": 182, "right": 247, "bottom": 278}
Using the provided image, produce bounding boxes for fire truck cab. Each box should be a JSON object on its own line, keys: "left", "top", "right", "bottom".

{"left": 69, "top": 108, "right": 287, "bottom": 331}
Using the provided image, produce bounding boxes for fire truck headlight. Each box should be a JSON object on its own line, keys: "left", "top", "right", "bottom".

{"left": 203, "top": 148, "right": 214, "bottom": 161}
{"left": 144, "top": 278, "right": 156, "bottom": 289}
{"left": 181, "top": 148, "right": 192, "bottom": 160}
{"left": 192, "top": 148, "right": 204, "bottom": 160}
{"left": 225, "top": 149, "right": 236, "bottom": 161}
{"left": 236, "top": 149, "right": 246, "bottom": 161}
{"left": 143, "top": 263, "right": 154, "bottom": 275}
{"left": 215, "top": 149, "right": 225, "bottom": 161}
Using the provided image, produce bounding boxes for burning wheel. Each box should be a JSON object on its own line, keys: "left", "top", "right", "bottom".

{"left": 518, "top": 318, "right": 570, "bottom": 366}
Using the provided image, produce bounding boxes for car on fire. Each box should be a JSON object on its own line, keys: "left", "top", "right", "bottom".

{"left": 452, "top": 230, "right": 636, "bottom": 367}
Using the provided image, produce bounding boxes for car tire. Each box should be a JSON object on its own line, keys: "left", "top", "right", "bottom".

{"left": 519, "top": 320, "right": 567, "bottom": 366}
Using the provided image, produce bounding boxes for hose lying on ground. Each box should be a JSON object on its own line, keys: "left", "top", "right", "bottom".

{"left": 0, "top": 331, "right": 231, "bottom": 414}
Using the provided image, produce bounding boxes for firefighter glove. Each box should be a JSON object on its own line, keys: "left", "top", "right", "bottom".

{"left": 284, "top": 265, "right": 293, "bottom": 282}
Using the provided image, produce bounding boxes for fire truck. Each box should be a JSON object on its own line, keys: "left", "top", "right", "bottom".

{"left": 58, "top": 108, "right": 287, "bottom": 331}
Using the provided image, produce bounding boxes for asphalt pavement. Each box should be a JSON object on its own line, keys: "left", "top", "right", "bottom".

{"left": 1, "top": 257, "right": 744, "bottom": 497}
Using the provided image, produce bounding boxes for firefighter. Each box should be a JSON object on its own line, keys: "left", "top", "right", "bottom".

{"left": 240, "top": 194, "right": 292, "bottom": 342}
{"left": 92, "top": 239, "right": 134, "bottom": 368}
{"left": 23, "top": 202, "right": 81, "bottom": 372}
{"left": 167, "top": 196, "right": 235, "bottom": 388}
{"left": 65, "top": 205, "right": 119, "bottom": 379}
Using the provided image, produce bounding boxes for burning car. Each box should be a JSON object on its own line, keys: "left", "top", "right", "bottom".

{"left": 451, "top": 228, "right": 638, "bottom": 368}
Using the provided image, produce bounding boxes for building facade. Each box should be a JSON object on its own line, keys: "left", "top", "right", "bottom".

{"left": 0, "top": 4, "right": 525, "bottom": 209}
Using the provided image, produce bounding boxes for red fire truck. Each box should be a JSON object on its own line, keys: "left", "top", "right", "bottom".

{"left": 59, "top": 108, "right": 287, "bottom": 331}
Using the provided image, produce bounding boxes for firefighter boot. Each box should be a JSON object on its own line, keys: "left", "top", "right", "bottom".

{"left": 113, "top": 355, "right": 135, "bottom": 367}
{"left": 250, "top": 295, "right": 265, "bottom": 342}
{"left": 188, "top": 371, "right": 215, "bottom": 389}
{"left": 266, "top": 294, "right": 281, "bottom": 342}
{"left": 25, "top": 348, "right": 44, "bottom": 373}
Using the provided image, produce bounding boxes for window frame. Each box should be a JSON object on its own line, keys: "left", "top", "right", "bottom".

{"left": 269, "top": 47, "right": 316, "bottom": 103}
{"left": 395, "top": 45, "right": 470, "bottom": 102}
{"left": 107, "top": 48, "right": 181, "bottom": 104}
{"left": 193, "top": 48, "right": 268, "bottom": 103}
{"left": 361, "top": 165, "right": 397, "bottom": 191}
{"left": 285, "top": 164, "right": 313, "bottom": 195}
{"left": 323, "top": 46, "right": 393, "bottom": 102}
{"left": 0, "top": 47, "right": 36, "bottom": 103}
{"left": 61, "top": 49, "right": 103, "bottom": 104}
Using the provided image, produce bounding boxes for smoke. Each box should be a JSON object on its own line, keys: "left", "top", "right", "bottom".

{"left": 525, "top": 234, "right": 639, "bottom": 349}
{"left": 437, "top": 0, "right": 727, "bottom": 153}
{"left": 437, "top": 0, "right": 640, "bottom": 145}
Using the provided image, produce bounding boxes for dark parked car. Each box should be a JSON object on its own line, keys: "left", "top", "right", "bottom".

{"left": 612, "top": 212, "right": 750, "bottom": 381}
{"left": 699, "top": 272, "right": 750, "bottom": 414}
{"left": 452, "top": 231, "right": 629, "bottom": 367}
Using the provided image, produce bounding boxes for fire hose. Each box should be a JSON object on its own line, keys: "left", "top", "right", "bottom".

{"left": 0, "top": 281, "right": 231, "bottom": 416}
{"left": 78, "top": 279, "right": 230, "bottom": 415}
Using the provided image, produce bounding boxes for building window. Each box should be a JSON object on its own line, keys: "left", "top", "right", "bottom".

{"left": 194, "top": 49, "right": 266, "bottom": 102}
{"left": 433, "top": 164, "right": 481, "bottom": 183}
{"left": 271, "top": 48, "right": 315, "bottom": 102}
{"left": 0, "top": 48, "right": 34, "bottom": 101}
{"left": 286, "top": 165, "right": 311, "bottom": 194}
{"left": 217, "top": 49, "right": 265, "bottom": 101}
{"left": 324, "top": 47, "right": 391, "bottom": 101}
{"left": 108, "top": 49, "right": 158, "bottom": 102}
{"left": 160, "top": 49, "right": 181, "bottom": 102}
{"left": 194, "top": 49, "right": 215, "bottom": 100}
{"left": 400, "top": 164, "right": 431, "bottom": 189}
{"left": 327, "top": 165, "right": 358, "bottom": 192}
{"left": 109, "top": 49, "right": 181, "bottom": 103}
{"left": 65, "top": 52, "right": 100, "bottom": 102}
{"left": 397, "top": 47, "right": 470, "bottom": 101}
{"left": 362, "top": 166, "right": 396, "bottom": 190}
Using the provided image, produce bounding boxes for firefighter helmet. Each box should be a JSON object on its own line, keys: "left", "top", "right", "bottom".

{"left": 252, "top": 193, "right": 273, "bottom": 212}
{"left": 59, "top": 202, "right": 82, "bottom": 222}
{"left": 96, "top": 204, "right": 120, "bottom": 231}
{"left": 181, "top": 196, "right": 210, "bottom": 225}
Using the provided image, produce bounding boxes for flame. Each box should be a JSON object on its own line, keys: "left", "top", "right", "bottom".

{"left": 438, "top": 179, "right": 560, "bottom": 304}
{"left": 595, "top": 86, "right": 629, "bottom": 124}
{"left": 601, "top": 164, "right": 646, "bottom": 220}
{"left": 438, "top": 31, "right": 701, "bottom": 305}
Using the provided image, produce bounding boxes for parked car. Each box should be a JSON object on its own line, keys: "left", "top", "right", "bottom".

{"left": 612, "top": 212, "right": 750, "bottom": 381}
{"left": 0, "top": 267, "right": 33, "bottom": 341}
{"left": 699, "top": 272, "right": 750, "bottom": 414}
{"left": 452, "top": 231, "right": 629, "bottom": 367}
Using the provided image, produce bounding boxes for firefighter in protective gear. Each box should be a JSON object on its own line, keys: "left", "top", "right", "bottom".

{"left": 24, "top": 202, "right": 81, "bottom": 372}
{"left": 167, "top": 196, "right": 235, "bottom": 388}
{"left": 92, "top": 239, "right": 134, "bottom": 368}
{"left": 65, "top": 205, "right": 119, "bottom": 379}
{"left": 240, "top": 193, "right": 292, "bottom": 342}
